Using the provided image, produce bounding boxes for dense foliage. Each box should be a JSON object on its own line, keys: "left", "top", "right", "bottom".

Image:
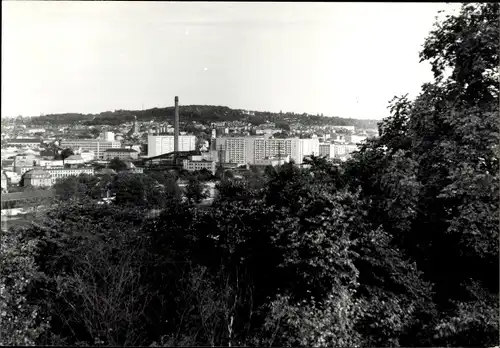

{"left": 2, "top": 4, "right": 498, "bottom": 347}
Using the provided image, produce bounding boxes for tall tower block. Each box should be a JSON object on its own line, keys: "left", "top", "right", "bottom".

{"left": 174, "top": 96, "right": 179, "bottom": 153}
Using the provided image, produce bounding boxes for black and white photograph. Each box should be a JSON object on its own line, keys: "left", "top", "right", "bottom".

{"left": 1, "top": 1, "right": 498, "bottom": 346}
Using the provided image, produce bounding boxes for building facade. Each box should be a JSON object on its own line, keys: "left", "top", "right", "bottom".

{"left": 215, "top": 136, "right": 319, "bottom": 165}
{"left": 23, "top": 169, "right": 52, "bottom": 187}
{"left": 101, "top": 132, "right": 115, "bottom": 141}
{"left": 182, "top": 156, "right": 217, "bottom": 174}
{"left": 104, "top": 148, "right": 139, "bottom": 160}
{"left": 319, "top": 143, "right": 335, "bottom": 158}
{"left": 6, "top": 138, "right": 42, "bottom": 147}
{"left": 46, "top": 167, "right": 95, "bottom": 184}
{"left": 332, "top": 143, "right": 358, "bottom": 158}
{"left": 64, "top": 155, "right": 85, "bottom": 165}
{"left": 1, "top": 172, "right": 8, "bottom": 192}
{"left": 347, "top": 134, "right": 368, "bottom": 144}
{"left": 60, "top": 139, "right": 121, "bottom": 159}
{"left": 147, "top": 135, "right": 196, "bottom": 157}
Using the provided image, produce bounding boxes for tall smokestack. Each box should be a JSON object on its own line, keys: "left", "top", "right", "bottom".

{"left": 174, "top": 96, "right": 179, "bottom": 153}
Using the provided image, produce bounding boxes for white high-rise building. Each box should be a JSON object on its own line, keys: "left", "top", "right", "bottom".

{"left": 60, "top": 139, "right": 121, "bottom": 159}
{"left": 147, "top": 135, "right": 196, "bottom": 157}
{"left": 319, "top": 143, "right": 335, "bottom": 158}
{"left": 215, "top": 136, "right": 319, "bottom": 165}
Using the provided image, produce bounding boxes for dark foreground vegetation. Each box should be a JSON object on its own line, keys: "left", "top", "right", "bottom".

{"left": 1, "top": 4, "right": 498, "bottom": 346}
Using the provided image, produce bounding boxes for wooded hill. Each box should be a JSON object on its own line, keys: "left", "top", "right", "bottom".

{"left": 24, "top": 105, "right": 379, "bottom": 129}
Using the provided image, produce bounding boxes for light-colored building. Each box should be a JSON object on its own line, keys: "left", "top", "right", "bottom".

{"left": 1, "top": 172, "right": 8, "bottom": 192}
{"left": 3, "top": 171, "right": 20, "bottom": 185}
{"left": 124, "top": 162, "right": 144, "bottom": 174}
{"left": 332, "top": 143, "right": 359, "bottom": 158}
{"left": 39, "top": 160, "right": 65, "bottom": 168}
{"left": 147, "top": 135, "right": 196, "bottom": 157}
{"left": 331, "top": 126, "right": 355, "bottom": 133}
{"left": 347, "top": 134, "right": 367, "bottom": 144}
{"left": 319, "top": 143, "right": 335, "bottom": 159}
{"left": 60, "top": 139, "right": 121, "bottom": 159}
{"left": 26, "top": 128, "right": 46, "bottom": 134}
{"left": 104, "top": 148, "right": 139, "bottom": 160}
{"left": 6, "top": 138, "right": 42, "bottom": 147}
{"left": 16, "top": 166, "right": 37, "bottom": 176}
{"left": 182, "top": 155, "right": 216, "bottom": 174}
{"left": 14, "top": 154, "right": 39, "bottom": 169}
{"left": 215, "top": 136, "right": 319, "bottom": 165}
{"left": 80, "top": 150, "right": 95, "bottom": 162}
{"left": 101, "top": 131, "right": 115, "bottom": 141}
{"left": 45, "top": 167, "right": 95, "bottom": 184}
{"left": 23, "top": 169, "right": 52, "bottom": 187}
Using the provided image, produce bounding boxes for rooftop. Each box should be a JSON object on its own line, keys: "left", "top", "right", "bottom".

{"left": 104, "top": 148, "right": 137, "bottom": 153}
{"left": 24, "top": 169, "right": 52, "bottom": 178}
{"left": 7, "top": 138, "right": 42, "bottom": 143}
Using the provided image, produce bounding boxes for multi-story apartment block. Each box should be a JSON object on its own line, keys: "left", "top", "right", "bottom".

{"left": 6, "top": 138, "right": 42, "bottom": 148}
{"left": 104, "top": 148, "right": 139, "bottom": 161}
{"left": 182, "top": 156, "right": 217, "bottom": 174}
{"left": 60, "top": 139, "right": 121, "bottom": 159}
{"left": 45, "top": 167, "right": 95, "bottom": 184}
{"left": 215, "top": 136, "right": 319, "bottom": 165}
{"left": 319, "top": 143, "right": 335, "bottom": 158}
{"left": 147, "top": 135, "right": 196, "bottom": 157}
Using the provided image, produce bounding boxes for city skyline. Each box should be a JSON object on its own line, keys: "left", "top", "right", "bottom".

{"left": 2, "top": 2, "right": 461, "bottom": 119}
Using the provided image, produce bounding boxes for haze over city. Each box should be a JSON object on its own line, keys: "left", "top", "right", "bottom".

{"left": 2, "top": 1, "right": 460, "bottom": 119}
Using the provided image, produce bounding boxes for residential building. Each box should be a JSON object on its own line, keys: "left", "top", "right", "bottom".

{"left": 6, "top": 138, "right": 42, "bottom": 147}
{"left": 254, "top": 155, "right": 290, "bottom": 167}
{"left": 80, "top": 150, "right": 95, "bottom": 162}
{"left": 16, "top": 166, "right": 37, "bottom": 176}
{"left": 14, "top": 154, "right": 39, "bottom": 169}
{"left": 147, "top": 135, "right": 196, "bottom": 157}
{"left": 23, "top": 169, "right": 52, "bottom": 187}
{"left": 182, "top": 155, "right": 217, "bottom": 174}
{"left": 39, "top": 160, "right": 64, "bottom": 168}
{"left": 215, "top": 136, "right": 319, "bottom": 165}
{"left": 26, "top": 128, "right": 46, "bottom": 134}
{"left": 45, "top": 167, "right": 95, "bottom": 184}
{"left": 3, "top": 171, "right": 20, "bottom": 185}
{"left": 1, "top": 172, "right": 8, "bottom": 192}
{"left": 101, "top": 131, "right": 114, "bottom": 141}
{"left": 331, "top": 126, "right": 355, "bottom": 132}
{"left": 64, "top": 154, "right": 85, "bottom": 165}
{"left": 60, "top": 139, "right": 121, "bottom": 159}
{"left": 104, "top": 148, "right": 139, "bottom": 160}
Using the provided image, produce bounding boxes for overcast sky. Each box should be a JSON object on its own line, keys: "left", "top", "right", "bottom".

{"left": 2, "top": 1, "right": 460, "bottom": 119}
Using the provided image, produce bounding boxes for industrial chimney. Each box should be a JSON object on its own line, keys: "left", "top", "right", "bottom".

{"left": 174, "top": 96, "right": 179, "bottom": 153}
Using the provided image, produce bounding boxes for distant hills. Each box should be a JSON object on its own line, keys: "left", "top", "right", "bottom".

{"left": 20, "top": 105, "right": 380, "bottom": 129}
